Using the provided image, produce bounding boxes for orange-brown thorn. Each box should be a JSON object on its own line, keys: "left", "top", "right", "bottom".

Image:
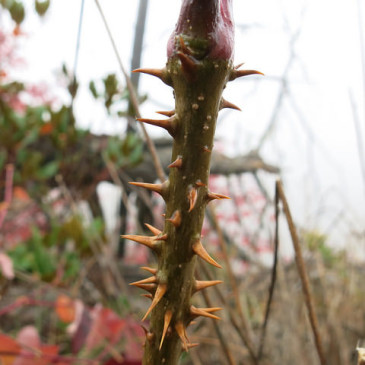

{"left": 230, "top": 68, "right": 264, "bottom": 81}
{"left": 186, "top": 343, "right": 200, "bottom": 349}
{"left": 177, "top": 52, "right": 198, "bottom": 79}
{"left": 167, "top": 210, "right": 182, "bottom": 228}
{"left": 194, "top": 280, "right": 223, "bottom": 292}
{"left": 195, "top": 180, "right": 206, "bottom": 187}
{"left": 179, "top": 36, "right": 192, "bottom": 55}
{"left": 136, "top": 117, "right": 176, "bottom": 137}
{"left": 156, "top": 110, "right": 175, "bottom": 117}
{"left": 192, "top": 240, "right": 222, "bottom": 269}
{"left": 220, "top": 98, "right": 241, "bottom": 111}
{"left": 141, "top": 266, "right": 158, "bottom": 275}
{"left": 160, "top": 310, "right": 173, "bottom": 350}
{"left": 121, "top": 234, "right": 156, "bottom": 249}
{"left": 168, "top": 156, "right": 183, "bottom": 169}
{"left": 132, "top": 68, "right": 171, "bottom": 86}
{"left": 207, "top": 191, "right": 230, "bottom": 201}
{"left": 142, "top": 283, "right": 167, "bottom": 321}
{"left": 129, "top": 181, "right": 167, "bottom": 198}
{"left": 141, "top": 293, "right": 153, "bottom": 300}
{"left": 190, "top": 305, "right": 222, "bottom": 320}
{"left": 132, "top": 283, "right": 157, "bottom": 294}
{"left": 144, "top": 223, "right": 161, "bottom": 236}
{"left": 130, "top": 276, "right": 157, "bottom": 286}
{"left": 175, "top": 321, "right": 189, "bottom": 351}
{"left": 188, "top": 187, "right": 198, "bottom": 212}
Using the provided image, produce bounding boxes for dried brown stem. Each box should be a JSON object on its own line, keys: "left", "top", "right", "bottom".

{"left": 94, "top": 0, "right": 166, "bottom": 183}
{"left": 276, "top": 179, "right": 327, "bottom": 365}
{"left": 257, "top": 180, "right": 280, "bottom": 360}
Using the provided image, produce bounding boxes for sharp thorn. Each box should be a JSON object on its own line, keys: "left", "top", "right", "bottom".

{"left": 142, "top": 284, "right": 167, "bottom": 321}
{"left": 132, "top": 283, "right": 157, "bottom": 294}
{"left": 168, "top": 156, "right": 183, "bottom": 169}
{"left": 234, "top": 62, "right": 245, "bottom": 69}
{"left": 166, "top": 210, "right": 182, "bottom": 228}
{"left": 133, "top": 67, "right": 171, "bottom": 86}
{"left": 141, "top": 266, "right": 158, "bottom": 275}
{"left": 188, "top": 187, "right": 198, "bottom": 212}
{"left": 129, "top": 181, "right": 168, "bottom": 199}
{"left": 160, "top": 310, "right": 173, "bottom": 350}
{"left": 220, "top": 98, "right": 241, "bottom": 111}
{"left": 186, "top": 343, "right": 199, "bottom": 349}
{"left": 121, "top": 234, "right": 156, "bottom": 249}
{"left": 207, "top": 191, "right": 230, "bottom": 201}
{"left": 179, "top": 36, "right": 192, "bottom": 55}
{"left": 230, "top": 69, "right": 264, "bottom": 81}
{"left": 177, "top": 52, "right": 198, "bottom": 79}
{"left": 192, "top": 240, "right": 222, "bottom": 269}
{"left": 141, "top": 294, "right": 153, "bottom": 300}
{"left": 130, "top": 276, "right": 157, "bottom": 286}
{"left": 175, "top": 321, "right": 189, "bottom": 351}
{"left": 194, "top": 280, "right": 223, "bottom": 292}
{"left": 136, "top": 117, "right": 176, "bottom": 137}
{"left": 144, "top": 223, "right": 162, "bottom": 236}
{"left": 156, "top": 110, "right": 175, "bottom": 117}
{"left": 190, "top": 305, "right": 221, "bottom": 320}
{"left": 195, "top": 180, "right": 206, "bottom": 187}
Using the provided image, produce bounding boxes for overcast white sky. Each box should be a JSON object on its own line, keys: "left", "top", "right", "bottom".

{"left": 4, "top": 0, "right": 365, "bottom": 253}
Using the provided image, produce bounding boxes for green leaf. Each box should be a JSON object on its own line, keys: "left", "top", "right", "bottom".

{"left": 35, "top": 0, "right": 50, "bottom": 16}
{"left": 9, "top": 1, "right": 25, "bottom": 24}
{"left": 37, "top": 161, "right": 59, "bottom": 179}
{"left": 89, "top": 80, "right": 99, "bottom": 99}
{"left": 30, "top": 227, "right": 56, "bottom": 279}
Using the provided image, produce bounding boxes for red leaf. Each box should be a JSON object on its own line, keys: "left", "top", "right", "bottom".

{"left": 85, "top": 306, "right": 125, "bottom": 351}
{"left": 55, "top": 295, "right": 76, "bottom": 324}
{"left": 0, "top": 252, "right": 14, "bottom": 279}
{"left": 0, "top": 334, "right": 21, "bottom": 365}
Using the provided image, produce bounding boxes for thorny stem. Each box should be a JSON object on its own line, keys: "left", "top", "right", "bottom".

{"left": 121, "top": 1, "right": 262, "bottom": 363}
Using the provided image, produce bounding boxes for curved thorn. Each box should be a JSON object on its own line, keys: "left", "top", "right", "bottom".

{"left": 142, "top": 284, "right": 167, "bottom": 321}
{"left": 129, "top": 181, "right": 168, "bottom": 199}
{"left": 207, "top": 191, "right": 230, "bottom": 201}
{"left": 230, "top": 69, "right": 264, "bottom": 81}
{"left": 136, "top": 117, "right": 176, "bottom": 137}
{"left": 130, "top": 276, "right": 157, "bottom": 286}
{"left": 141, "top": 293, "right": 153, "bottom": 300}
{"left": 133, "top": 67, "right": 171, "bottom": 86}
{"left": 168, "top": 156, "right": 183, "bottom": 169}
{"left": 179, "top": 36, "right": 192, "bottom": 55}
{"left": 190, "top": 305, "right": 221, "bottom": 320}
{"left": 234, "top": 62, "right": 245, "bottom": 70}
{"left": 167, "top": 210, "right": 182, "bottom": 228}
{"left": 156, "top": 110, "right": 175, "bottom": 117}
{"left": 175, "top": 321, "right": 189, "bottom": 351}
{"left": 141, "top": 266, "right": 158, "bottom": 275}
{"left": 195, "top": 180, "right": 206, "bottom": 187}
{"left": 160, "top": 310, "right": 173, "bottom": 350}
{"left": 220, "top": 98, "right": 241, "bottom": 111}
{"left": 121, "top": 234, "right": 156, "bottom": 249}
{"left": 192, "top": 240, "right": 222, "bottom": 269}
{"left": 132, "top": 283, "right": 157, "bottom": 294}
{"left": 144, "top": 223, "right": 162, "bottom": 236}
{"left": 177, "top": 51, "right": 198, "bottom": 79}
{"left": 188, "top": 187, "right": 198, "bottom": 212}
{"left": 194, "top": 280, "right": 223, "bottom": 292}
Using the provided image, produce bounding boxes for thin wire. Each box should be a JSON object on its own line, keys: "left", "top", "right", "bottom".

{"left": 73, "top": 0, "right": 86, "bottom": 77}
